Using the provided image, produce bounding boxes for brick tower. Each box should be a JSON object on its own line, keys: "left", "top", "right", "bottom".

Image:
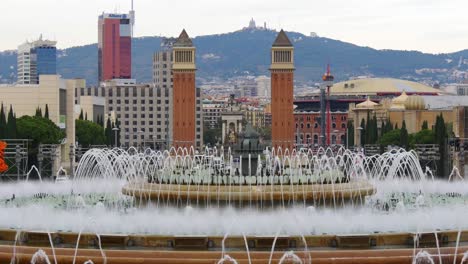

{"left": 172, "top": 29, "right": 196, "bottom": 149}
{"left": 270, "top": 30, "right": 295, "bottom": 151}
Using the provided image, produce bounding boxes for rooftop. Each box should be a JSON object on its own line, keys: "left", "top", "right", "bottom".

{"left": 174, "top": 29, "right": 193, "bottom": 47}
{"left": 272, "top": 30, "right": 293, "bottom": 47}
{"left": 331, "top": 78, "right": 442, "bottom": 96}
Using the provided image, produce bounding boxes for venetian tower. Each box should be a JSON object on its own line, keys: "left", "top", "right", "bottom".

{"left": 172, "top": 30, "right": 196, "bottom": 149}
{"left": 270, "top": 30, "right": 295, "bottom": 151}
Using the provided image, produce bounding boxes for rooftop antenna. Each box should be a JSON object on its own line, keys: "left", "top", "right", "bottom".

{"left": 130, "top": 0, "right": 136, "bottom": 37}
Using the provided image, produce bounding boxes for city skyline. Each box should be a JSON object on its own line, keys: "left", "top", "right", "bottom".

{"left": 1, "top": 0, "right": 468, "bottom": 54}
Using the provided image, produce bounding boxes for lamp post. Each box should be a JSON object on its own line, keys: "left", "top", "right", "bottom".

{"left": 112, "top": 127, "right": 120, "bottom": 148}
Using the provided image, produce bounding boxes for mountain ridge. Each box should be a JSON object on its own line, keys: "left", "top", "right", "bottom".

{"left": 0, "top": 29, "right": 465, "bottom": 85}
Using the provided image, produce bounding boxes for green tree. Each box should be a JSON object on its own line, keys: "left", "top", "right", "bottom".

{"left": 35, "top": 107, "right": 42, "bottom": 118}
{"left": 410, "top": 129, "right": 435, "bottom": 147}
{"left": 6, "top": 105, "right": 16, "bottom": 139}
{"left": 105, "top": 118, "right": 113, "bottom": 146}
{"left": 379, "top": 129, "right": 401, "bottom": 147}
{"left": 346, "top": 120, "right": 354, "bottom": 147}
{"left": 75, "top": 119, "right": 106, "bottom": 147}
{"left": 380, "top": 120, "right": 385, "bottom": 138}
{"left": 434, "top": 114, "right": 448, "bottom": 178}
{"left": 385, "top": 119, "right": 393, "bottom": 134}
{"left": 44, "top": 104, "right": 49, "bottom": 119}
{"left": 17, "top": 116, "right": 65, "bottom": 145}
{"left": 400, "top": 120, "right": 409, "bottom": 149}
{"left": 422, "top": 120, "right": 428, "bottom": 130}
{"left": 360, "top": 118, "right": 366, "bottom": 146}
{"left": 0, "top": 104, "right": 6, "bottom": 139}
{"left": 79, "top": 110, "right": 84, "bottom": 120}
{"left": 84, "top": 112, "right": 88, "bottom": 121}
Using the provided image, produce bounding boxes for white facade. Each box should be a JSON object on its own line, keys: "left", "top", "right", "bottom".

{"left": 256, "top": 75, "right": 271, "bottom": 98}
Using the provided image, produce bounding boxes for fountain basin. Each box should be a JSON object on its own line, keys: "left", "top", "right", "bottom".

{"left": 122, "top": 181, "right": 375, "bottom": 203}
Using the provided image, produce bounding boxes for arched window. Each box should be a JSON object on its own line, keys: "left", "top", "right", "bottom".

{"left": 340, "top": 135, "right": 346, "bottom": 145}
{"left": 332, "top": 123, "right": 337, "bottom": 129}
{"left": 313, "top": 134, "right": 318, "bottom": 144}
{"left": 314, "top": 123, "right": 319, "bottom": 128}
{"left": 341, "top": 123, "right": 346, "bottom": 129}
{"left": 307, "top": 123, "right": 311, "bottom": 129}
{"left": 306, "top": 134, "right": 311, "bottom": 143}
{"left": 332, "top": 135, "right": 337, "bottom": 145}
{"left": 301, "top": 123, "right": 304, "bottom": 129}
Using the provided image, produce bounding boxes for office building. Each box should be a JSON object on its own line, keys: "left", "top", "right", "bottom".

{"left": 98, "top": 12, "right": 133, "bottom": 82}
{"left": 17, "top": 36, "right": 57, "bottom": 84}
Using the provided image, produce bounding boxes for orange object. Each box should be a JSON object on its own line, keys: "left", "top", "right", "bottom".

{"left": 0, "top": 141, "right": 8, "bottom": 173}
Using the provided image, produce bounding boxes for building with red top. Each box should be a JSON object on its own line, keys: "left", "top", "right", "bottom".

{"left": 98, "top": 13, "right": 133, "bottom": 82}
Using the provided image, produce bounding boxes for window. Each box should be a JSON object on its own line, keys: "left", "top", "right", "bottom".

{"left": 341, "top": 123, "right": 346, "bottom": 129}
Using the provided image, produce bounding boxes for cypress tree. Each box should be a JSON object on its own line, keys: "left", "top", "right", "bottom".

{"left": 372, "top": 115, "right": 378, "bottom": 144}
{"left": 35, "top": 107, "right": 42, "bottom": 118}
{"left": 360, "top": 118, "right": 366, "bottom": 146}
{"left": 7, "top": 105, "right": 16, "bottom": 139}
{"left": 400, "top": 120, "right": 409, "bottom": 149}
{"left": 44, "top": 104, "right": 49, "bottom": 119}
{"left": 380, "top": 120, "right": 385, "bottom": 138}
{"left": 85, "top": 112, "right": 88, "bottom": 121}
{"left": 385, "top": 119, "right": 393, "bottom": 134}
{"left": 79, "top": 110, "right": 84, "bottom": 120}
{"left": 346, "top": 120, "right": 354, "bottom": 147}
{"left": 105, "top": 118, "right": 112, "bottom": 146}
{"left": 0, "top": 104, "right": 6, "bottom": 139}
{"left": 422, "top": 120, "right": 428, "bottom": 130}
{"left": 395, "top": 123, "right": 398, "bottom": 130}
{"left": 434, "top": 114, "right": 448, "bottom": 178}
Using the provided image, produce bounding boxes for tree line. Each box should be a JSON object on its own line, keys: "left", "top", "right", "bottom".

{"left": 359, "top": 113, "right": 450, "bottom": 177}
{"left": 0, "top": 104, "right": 119, "bottom": 148}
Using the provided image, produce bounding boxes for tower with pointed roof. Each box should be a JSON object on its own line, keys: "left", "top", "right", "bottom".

{"left": 270, "top": 30, "right": 295, "bottom": 151}
{"left": 172, "top": 29, "right": 197, "bottom": 149}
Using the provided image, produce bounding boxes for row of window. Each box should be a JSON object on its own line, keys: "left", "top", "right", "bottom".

{"left": 296, "top": 122, "right": 347, "bottom": 129}
{"left": 295, "top": 115, "right": 347, "bottom": 121}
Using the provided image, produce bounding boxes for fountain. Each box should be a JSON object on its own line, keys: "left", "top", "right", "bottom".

{"left": 0, "top": 146, "right": 467, "bottom": 263}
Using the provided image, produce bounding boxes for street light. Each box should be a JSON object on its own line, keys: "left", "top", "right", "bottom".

{"left": 112, "top": 127, "right": 120, "bottom": 148}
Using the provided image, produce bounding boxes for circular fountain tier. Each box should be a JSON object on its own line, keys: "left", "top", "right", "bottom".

{"left": 122, "top": 180, "right": 375, "bottom": 203}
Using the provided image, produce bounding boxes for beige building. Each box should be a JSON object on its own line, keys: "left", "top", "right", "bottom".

{"left": 0, "top": 75, "right": 80, "bottom": 169}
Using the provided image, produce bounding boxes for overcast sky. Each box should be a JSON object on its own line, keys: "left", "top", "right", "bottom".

{"left": 1, "top": 0, "right": 467, "bottom": 53}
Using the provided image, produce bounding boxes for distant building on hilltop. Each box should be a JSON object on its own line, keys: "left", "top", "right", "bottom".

{"left": 243, "top": 18, "right": 268, "bottom": 31}
{"left": 17, "top": 35, "right": 57, "bottom": 84}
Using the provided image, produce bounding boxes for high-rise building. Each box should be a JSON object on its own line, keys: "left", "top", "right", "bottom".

{"left": 256, "top": 75, "right": 271, "bottom": 98}
{"left": 17, "top": 36, "right": 57, "bottom": 84}
{"left": 98, "top": 12, "right": 133, "bottom": 82}
{"left": 270, "top": 30, "right": 295, "bottom": 150}
{"left": 172, "top": 30, "right": 198, "bottom": 149}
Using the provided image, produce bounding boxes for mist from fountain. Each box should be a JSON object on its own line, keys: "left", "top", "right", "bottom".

{"left": 0, "top": 147, "right": 466, "bottom": 238}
